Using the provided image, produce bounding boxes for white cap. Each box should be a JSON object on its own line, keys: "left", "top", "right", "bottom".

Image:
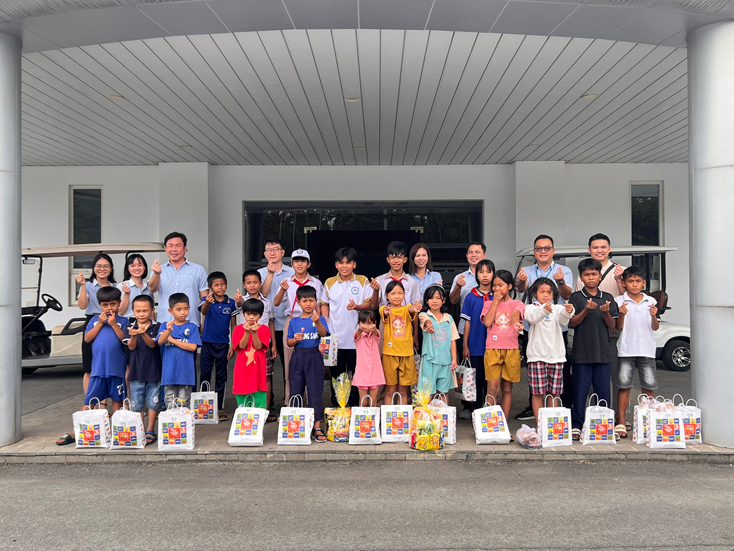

{"left": 291, "top": 248, "right": 310, "bottom": 261}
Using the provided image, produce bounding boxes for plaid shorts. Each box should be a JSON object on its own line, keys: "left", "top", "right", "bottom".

{"left": 528, "top": 361, "right": 564, "bottom": 395}
{"left": 266, "top": 348, "right": 275, "bottom": 377}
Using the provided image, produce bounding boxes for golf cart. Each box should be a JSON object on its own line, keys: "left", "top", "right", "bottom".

{"left": 515, "top": 246, "right": 691, "bottom": 372}
{"left": 21, "top": 242, "right": 164, "bottom": 375}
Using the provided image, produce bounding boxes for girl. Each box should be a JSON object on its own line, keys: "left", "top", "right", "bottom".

{"left": 482, "top": 269, "right": 524, "bottom": 418}
{"left": 418, "top": 285, "right": 459, "bottom": 397}
{"left": 409, "top": 243, "right": 443, "bottom": 352}
{"left": 524, "top": 277, "right": 574, "bottom": 424}
{"left": 352, "top": 309, "right": 384, "bottom": 406}
{"left": 118, "top": 254, "right": 153, "bottom": 320}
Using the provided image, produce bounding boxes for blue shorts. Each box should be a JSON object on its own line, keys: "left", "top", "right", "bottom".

{"left": 420, "top": 358, "right": 454, "bottom": 394}
{"left": 84, "top": 376, "right": 125, "bottom": 405}
{"left": 129, "top": 381, "right": 164, "bottom": 412}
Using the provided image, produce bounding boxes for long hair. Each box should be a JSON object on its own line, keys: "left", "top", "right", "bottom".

{"left": 123, "top": 253, "right": 148, "bottom": 281}
{"left": 420, "top": 284, "right": 449, "bottom": 314}
{"left": 493, "top": 269, "right": 516, "bottom": 299}
{"left": 88, "top": 253, "right": 116, "bottom": 285}
{"left": 408, "top": 243, "right": 434, "bottom": 274}
{"left": 527, "top": 277, "right": 559, "bottom": 305}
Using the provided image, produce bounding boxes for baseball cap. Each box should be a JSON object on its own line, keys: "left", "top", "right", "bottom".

{"left": 290, "top": 249, "right": 310, "bottom": 261}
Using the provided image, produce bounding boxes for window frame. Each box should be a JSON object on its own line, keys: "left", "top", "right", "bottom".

{"left": 68, "top": 185, "right": 103, "bottom": 307}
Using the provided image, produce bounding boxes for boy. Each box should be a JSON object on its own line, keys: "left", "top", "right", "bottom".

{"left": 614, "top": 266, "right": 659, "bottom": 438}
{"left": 158, "top": 293, "right": 201, "bottom": 408}
{"left": 125, "top": 294, "right": 162, "bottom": 445}
{"left": 286, "top": 286, "right": 330, "bottom": 442}
{"left": 232, "top": 299, "right": 271, "bottom": 408}
{"left": 321, "top": 247, "right": 373, "bottom": 407}
{"left": 370, "top": 241, "right": 419, "bottom": 308}
{"left": 235, "top": 269, "right": 278, "bottom": 420}
{"left": 199, "top": 271, "right": 237, "bottom": 421}
{"left": 568, "top": 258, "right": 619, "bottom": 440}
{"left": 83, "top": 287, "right": 129, "bottom": 411}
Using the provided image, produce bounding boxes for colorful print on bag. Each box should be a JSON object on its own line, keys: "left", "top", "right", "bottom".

{"left": 161, "top": 421, "right": 188, "bottom": 445}
{"left": 385, "top": 411, "right": 410, "bottom": 436}
{"left": 656, "top": 418, "right": 681, "bottom": 443}
{"left": 479, "top": 410, "right": 506, "bottom": 433}
{"left": 682, "top": 416, "right": 701, "bottom": 441}
{"left": 78, "top": 423, "right": 102, "bottom": 447}
{"left": 233, "top": 412, "right": 262, "bottom": 436}
{"left": 353, "top": 414, "right": 378, "bottom": 439}
{"left": 112, "top": 424, "right": 139, "bottom": 447}
{"left": 547, "top": 416, "right": 569, "bottom": 441}
{"left": 282, "top": 414, "right": 307, "bottom": 440}
{"left": 410, "top": 432, "right": 443, "bottom": 451}
{"left": 587, "top": 418, "right": 614, "bottom": 441}
{"left": 193, "top": 398, "right": 215, "bottom": 421}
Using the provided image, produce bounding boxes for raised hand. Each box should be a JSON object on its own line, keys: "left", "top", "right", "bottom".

{"left": 295, "top": 332, "right": 305, "bottom": 341}
{"left": 150, "top": 259, "right": 162, "bottom": 274}
{"left": 564, "top": 303, "right": 574, "bottom": 314}
{"left": 514, "top": 321, "right": 524, "bottom": 333}
{"left": 516, "top": 268, "right": 528, "bottom": 283}
{"left": 456, "top": 274, "right": 467, "bottom": 287}
{"left": 279, "top": 279, "right": 289, "bottom": 291}
{"left": 650, "top": 305, "right": 658, "bottom": 317}
{"left": 383, "top": 305, "right": 392, "bottom": 318}
{"left": 554, "top": 267, "right": 566, "bottom": 284}
{"left": 98, "top": 312, "right": 108, "bottom": 324}
{"left": 76, "top": 272, "right": 86, "bottom": 285}
{"left": 543, "top": 302, "right": 553, "bottom": 313}
{"left": 205, "top": 293, "right": 215, "bottom": 304}
{"left": 107, "top": 313, "right": 117, "bottom": 326}
{"left": 311, "top": 311, "right": 320, "bottom": 324}
{"left": 234, "top": 289, "right": 243, "bottom": 304}
{"left": 585, "top": 298, "right": 598, "bottom": 311}
{"left": 619, "top": 302, "right": 628, "bottom": 315}
{"left": 370, "top": 278, "right": 380, "bottom": 291}
{"left": 424, "top": 319, "right": 435, "bottom": 334}
{"left": 121, "top": 282, "right": 131, "bottom": 295}
{"left": 267, "top": 261, "right": 279, "bottom": 273}
{"left": 599, "top": 301, "right": 611, "bottom": 313}
{"left": 614, "top": 264, "right": 624, "bottom": 280}
{"left": 412, "top": 300, "right": 422, "bottom": 312}
{"left": 346, "top": 299, "right": 357, "bottom": 311}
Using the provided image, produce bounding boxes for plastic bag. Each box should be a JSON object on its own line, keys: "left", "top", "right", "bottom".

{"left": 324, "top": 373, "right": 352, "bottom": 442}
{"left": 381, "top": 392, "right": 413, "bottom": 443}
{"left": 538, "top": 396, "right": 572, "bottom": 448}
{"left": 319, "top": 333, "right": 338, "bottom": 367}
{"left": 158, "top": 402, "right": 195, "bottom": 451}
{"left": 674, "top": 394, "right": 702, "bottom": 444}
{"left": 516, "top": 424, "right": 542, "bottom": 450}
{"left": 454, "top": 359, "right": 477, "bottom": 401}
{"left": 191, "top": 381, "right": 219, "bottom": 425}
{"left": 349, "top": 395, "right": 382, "bottom": 445}
{"left": 429, "top": 393, "right": 457, "bottom": 445}
{"left": 277, "top": 395, "right": 315, "bottom": 446}
{"left": 633, "top": 394, "right": 653, "bottom": 445}
{"left": 472, "top": 395, "right": 511, "bottom": 444}
{"left": 228, "top": 396, "right": 269, "bottom": 447}
{"left": 581, "top": 394, "right": 616, "bottom": 445}
{"left": 409, "top": 378, "right": 443, "bottom": 451}
{"left": 646, "top": 398, "right": 685, "bottom": 449}
{"left": 110, "top": 399, "right": 145, "bottom": 449}
{"left": 73, "top": 398, "right": 111, "bottom": 449}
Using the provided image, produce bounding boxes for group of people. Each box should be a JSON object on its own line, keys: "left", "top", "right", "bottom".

{"left": 57, "top": 229, "right": 660, "bottom": 445}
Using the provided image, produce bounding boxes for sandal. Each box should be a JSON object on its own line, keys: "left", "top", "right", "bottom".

{"left": 615, "top": 424, "right": 628, "bottom": 439}
{"left": 313, "top": 426, "right": 327, "bottom": 443}
{"left": 145, "top": 431, "right": 157, "bottom": 445}
{"left": 572, "top": 428, "right": 582, "bottom": 441}
{"left": 218, "top": 413, "right": 229, "bottom": 422}
{"left": 267, "top": 413, "right": 277, "bottom": 423}
{"left": 625, "top": 421, "right": 632, "bottom": 432}
{"left": 56, "top": 433, "right": 74, "bottom": 446}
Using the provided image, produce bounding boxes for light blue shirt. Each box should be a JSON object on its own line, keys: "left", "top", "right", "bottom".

{"left": 521, "top": 262, "right": 573, "bottom": 332}
{"left": 117, "top": 279, "right": 153, "bottom": 318}
{"left": 258, "top": 265, "right": 295, "bottom": 331}
{"left": 450, "top": 269, "right": 477, "bottom": 334}
{"left": 78, "top": 279, "right": 108, "bottom": 316}
{"left": 411, "top": 270, "right": 443, "bottom": 301}
{"left": 153, "top": 260, "right": 208, "bottom": 326}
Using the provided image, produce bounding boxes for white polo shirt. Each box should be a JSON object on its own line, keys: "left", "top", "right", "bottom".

{"left": 281, "top": 274, "right": 324, "bottom": 318}
{"left": 237, "top": 292, "right": 274, "bottom": 328}
{"left": 375, "top": 272, "right": 419, "bottom": 307}
{"left": 322, "top": 274, "right": 372, "bottom": 350}
{"left": 615, "top": 292, "right": 657, "bottom": 358}
{"left": 450, "top": 268, "right": 477, "bottom": 334}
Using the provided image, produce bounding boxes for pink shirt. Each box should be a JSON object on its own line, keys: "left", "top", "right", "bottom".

{"left": 481, "top": 299, "right": 525, "bottom": 350}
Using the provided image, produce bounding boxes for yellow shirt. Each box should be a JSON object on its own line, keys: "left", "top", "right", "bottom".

{"left": 380, "top": 305, "right": 415, "bottom": 357}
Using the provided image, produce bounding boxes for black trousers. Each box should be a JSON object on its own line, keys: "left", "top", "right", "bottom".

{"left": 271, "top": 330, "right": 287, "bottom": 407}
{"left": 199, "top": 341, "right": 229, "bottom": 409}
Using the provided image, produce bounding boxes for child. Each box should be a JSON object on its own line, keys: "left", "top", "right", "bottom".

{"left": 524, "top": 278, "right": 574, "bottom": 424}
{"left": 157, "top": 293, "right": 201, "bottom": 408}
{"left": 370, "top": 241, "right": 420, "bottom": 309}
{"left": 322, "top": 247, "right": 373, "bottom": 407}
{"left": 459, "top": 258, "right": 495, "bottom": 417}
{"left": 232, "top": 299, "right": 271, "bottom": 409}
{"left": 418, "top": 285, "right": 459, "bottom": 397}
{"left": 614, "top": 266, "right": 659, "bottom": 438}
{"left": 352, "top": 309, "right": 385, "bottom": 406}
{"left": 125, "top": 295, "right": 162, "bottom": 445}
{"left": 568, "top": 258, "right": 619, "bottom": 440}
{"left": 83, "top": 286, "right": 129, "bottom": 411}
{"left": 199, "top": 271, "right": 237, "bottom": 421}
{"left": 482, "top": 270, "right": 524, "bottom": 418}
{"left": 287, "top": 286, "right": 330, "bottom": 442}
{"left": 235, "top": 269, "right": 278, "bottom": 420}
{"left": 380, "top": 280, "right": 422, "bottom": 406}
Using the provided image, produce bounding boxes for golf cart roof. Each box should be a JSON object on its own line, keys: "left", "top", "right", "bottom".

{"left": 22, "top": 242, "right": 164, "bottom": 258}
{"left": 516, "top": 245, "right": 678, "bottom": 259}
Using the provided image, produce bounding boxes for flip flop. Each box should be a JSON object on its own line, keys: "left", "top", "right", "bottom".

{"left": 615, "top": 424, "right": 628, "bottom": 439}
{"left": 145, "top": 431, "right": 157, "bottom": 445}
{"left": 56, "top": 433, "right": 74, "bottom": 446}
{"left": 218, "top": 413, "right": 229, "bottom": 422}
{"left": 313, "top": 426, "right": 327, "bottom": 443}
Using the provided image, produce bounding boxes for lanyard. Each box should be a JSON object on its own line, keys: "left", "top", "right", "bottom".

{"left": 290, "top": 278, "right": 311, "bottom": 317}
{"left": 534, "top": 263, "right": 554, "bottom": 281}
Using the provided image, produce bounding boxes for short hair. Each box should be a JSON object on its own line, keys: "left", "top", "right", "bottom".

{"left": 588, "top": 233, "right": 611, "bottom": 247}
{"left": 408, "top": 243, "right": 434, "bottom": 274}
{"left": 387, "top": 241, "right": 408, "bottom": 257}
{"left": 132, "top": 294, "right": 154, "bottom": 309}
{"left": 468, "top": 241, "right": 486, "bottom": 253}
{"left": 384, "top": 280, "right": 405, "bottom": 296}
{"left": 241, "top": 298, "right": 264, "bottom": 316}
{"left": 476, "top": 259, "right": 496, "bottom": 275}
{"left": 242, "top": 269, "right": 261, "bottom": 282}
{"left": 622, "top": 265, "right": 646, "bottom": 280}
{"left": 578, "top": 258, "right": 603, "bottom": 274}
{"left": 168, "top": 292, "right": 189, "bottom": 308}
{"left": 358, "top": 309, "right": 377, "bottom": 325}
{"left": 96, "top": 286, "right": 121, "bottom": 304}
{"left": 264, "top": 238, "right": 285, "bottom": 249}
{"left": 123, "top": 254, "right": 148, "bottom": 281}
{"left": 296, "top": 285, "right": 317, "bottom": 301}
{"left": 207, "top": 271, "right": 227, "bottom": 287}
{"left": 528, "top": 277, "right": 560, "bottom": 305}
{"left": 164, "top": 231, "right": 187, "bottom": 247}
{"left": 534, "top": 234, "right": 554, "bottom": 247}
{"left": 88, "top": 253, "right": 116, "bottom": 285}
{"left": 335, "top": 247, "right": 358, "bottom": 263}
{"left": 421, "top": 284, "right": 449, "bottom": 314}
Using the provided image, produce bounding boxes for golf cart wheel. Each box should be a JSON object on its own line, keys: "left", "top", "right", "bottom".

{"left": 662, "top": 339, "right": 691, "bottom": 372}
{"left": 22, "top": 367, "right": 38, "bottom": 375}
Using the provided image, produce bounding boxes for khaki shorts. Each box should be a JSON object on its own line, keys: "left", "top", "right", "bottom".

{"left": 382, "top": 355, "right": 417, "bottom": 387}
{"left": 484, "top": 349, "right": 522, "bottom": 383}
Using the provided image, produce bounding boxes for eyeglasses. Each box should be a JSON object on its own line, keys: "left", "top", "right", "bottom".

{"left": 94, "top": 265, "right": 111, "bottom": 270}
{"left": 534, "top": 246, "right": 553, "bottom": 253}
{"left": 264, "top": 247, "right": 282, "bottom": 253}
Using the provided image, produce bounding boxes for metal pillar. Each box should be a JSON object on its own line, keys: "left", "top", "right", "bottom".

{"left": 687, "top": 22, "right": 734, "bottom": 448}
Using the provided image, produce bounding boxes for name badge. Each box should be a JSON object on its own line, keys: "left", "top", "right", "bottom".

{"left": 493, "top": 335, "right": 498, "bottom": 341}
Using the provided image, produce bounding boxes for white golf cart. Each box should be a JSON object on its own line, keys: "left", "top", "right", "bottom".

{"left": 515, "top": 245, "right": 691, "bottom": 372}
{"left": 21, "top": 242, "right": 163, "bottom": 374}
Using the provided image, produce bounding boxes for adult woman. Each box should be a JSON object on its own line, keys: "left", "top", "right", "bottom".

{"left": 118, "top": 254, "right": 153, "bottom": 320}
{"left": 409, "top": 243, "right": 442, "bottom": 351}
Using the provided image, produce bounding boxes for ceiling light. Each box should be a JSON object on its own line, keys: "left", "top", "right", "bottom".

{"left": 179, "top": 144, "right": 192, "bottom": 149}
{"left": 581, "top": 93, "right": 599, "bottom": 100}
{"left": 107, "top": 95, "right": 125, "bottom": 101}
{"left": 354, "top": 146, "right": 364, "bottom": 150}
{"left": 345, "top": 96, "right": 360, "bottom": 102}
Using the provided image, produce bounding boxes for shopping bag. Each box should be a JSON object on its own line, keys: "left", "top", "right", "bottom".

{"left": 110, "top": 399, "right": 145, "bottom": 449}
{"left": 538, "top": 396, "right": 572, "bottom": 448}
{"left": 277, "top": 395, "right": 315, "bottom": 446}
{"left": 191, "top": 381, "right": 219, "bottom": 425}
{"left": 73, "top": 398, "right": 111, "bottom": 449}
{"left": 349, "top": 396, "right": 382, "bottom": 445}
{"left": 410, "top": 350, "right": 422, "bottom": 405}
{"left": 647, "top": 409, "right": 686, "bottom": 449}
{"left": 409, "top": 378, "right": 444, "bottom": 451}
{"left": 633, "top": 394, "right": 654, "bottom": 445}
{"left": 430, "top": 393, "right": 457, "bottom": 445}
{"left": 324, "top": 373, "right": 352, "bottom": 442}
{"left": 472, "top": 395, "right": 511, "bottom": 444}
{"left": 228, "top": 397, "right": 269, "bottom": 447}
{"left": 581, "top": 394, "right": 616, "bottom": 445}
{"left": 455, "top": 359, "right": 477, "bottom": 401}
{"left": 381, "top": 392, "right": 413, "bottom": 443}
{"left": 644, "top": 397, "right": 676, "bottom": 447}
{"left": 319, "top": 333, "right": 338, "bottom": 367}
{"left": 675, "top": 397, "right": 702, "bottom": 444}
{"left": 158, "top": 402, "right": 195, "bottom": 451}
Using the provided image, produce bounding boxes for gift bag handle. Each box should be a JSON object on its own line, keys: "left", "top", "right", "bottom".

{"left": 360, "top": 394, "right": 373, "bottom": 408}
{"left": 123, "top": 398, "right": 133, "bottom": 411}
{"left": 685, "top": 399, "right": 698, "bottom": 408}
{"left": 288, "top": 394, "right": 304, "bottom": 409}
{"left": 200, "top": 380, "right": 211, "bottom": 393}
{"left": 672, "top": 393, "right": 684, "bottom": 407}
{"left": 89, "top": 397, "right": 103, "bottom": 410}
{"left": 460, "top": 357, "right": 472, "bottom": 369}
{"left": 637, "top": 394, "right": 651, "bottom": 406}
{"left": 435, "top": 392, "right": 449, "bottom": 407}
{"left": 544, "top": 394, "right": 563, "bottom": 408}
{"left": 391, "top": 392, "right": 403, "bottom": 406}
{"left": 587, "top": 393, "right": 600, "bottom": 408}
{"left": 244, "top": 395, "right": 255, "bottom": 408}
{"left": 484, "top": 394, "right": 497, "bottom": 407}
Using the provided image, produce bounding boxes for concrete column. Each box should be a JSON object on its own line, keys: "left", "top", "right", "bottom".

{"left": 0, "top": 33, "right": 22, "bottom": 447}
{"left": 687, "top": 22, "right": 734, "bottom": 448}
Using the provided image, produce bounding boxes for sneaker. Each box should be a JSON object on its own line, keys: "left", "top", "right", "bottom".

{"left": 514, "top": 407, "right": 534, "bottom": 421}
{"left": 459, "top": 409, "right": 471, "bottom": 420}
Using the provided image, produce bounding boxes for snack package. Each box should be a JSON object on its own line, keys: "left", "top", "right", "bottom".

{"left": 319, "top": 333, "right": 338, "bottom": 367}
{"left": 430, "top": 394, "right": 456, "bottom": 445}
{"left": 110, "top": 399, "right": 145, "bottom": 449}
{"left": 472, "top": 395, "right": 511, "bottom": 444}
{"left": 674, "top": 395, "right": 702, "bottom": 444}
{"left": 454, "top": 359, "right": 477, "bottom": 402}
{"left": 381, "top": 392, "right": 413, "bottom": 443}
{"left": 191, "top": 381, "right": 218, "bottom": 425}
{"left": 72, "top": 398, "right": 111, "bottom": 449}
{"left": 324, "top": 373, "right": 352, "bottom": 442}
{"left": 581, "top": 394, "right": 616, "bottom": 445}
{"left": 538, "top": 396, "right": 572, "bottom": 448}
{"left": 158, "top": 403, "right": 195, "bottom": 451}
{"left": 409, "top": 378, "right": 444, "bottom": 451}
{"left": 516, "top": 424, "right": 541, "bottom": 450}
{"left": 349, "top": 395, "right": 382, "bottom": 445}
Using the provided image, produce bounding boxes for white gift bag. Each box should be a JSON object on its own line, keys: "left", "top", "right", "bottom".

{"left": 191, "top": 381, "right": 219, "bottom": 425}
{"left": 319, "top": 333, "right": 338, "bottom": 367}
{"left": 633, "top": 395, "right": 654, "bottom": 445}
{"left": 455, "top": 359, "right": 477, "bottom": 402}
{"left": 581, "top": 394, "right": 616, "bottom": 445}
{"left": 538, "top": 396, "right": 572, "bottom": 448}
{"left": 73, "top": 398, "right": 111, "bottom": 449}
{"left": 380, "top": 392, "right": 413, "bottom": 443}
{"left": 228, "top": 397, "right": 269, "bottom": 447}
{"left": 647, "top": 409, "right": 686, "bottom": 449}
{"left": 430, "top": 394, "right": 457, "bottom": 445}
{"left": 471, "top": 395, "right": 511, "bottom": 444}
{"left": 349, "top": 396, "right": 382, "bottom": 445}
{"left": 158, "top": 403, "right": 196, "bottom": 451}
{"left": 277, "top": 395, "right": 315, "bottom": 446}
{"left": 110, "top": 399, "right": 145, "bottom": 449}
{"left": 674, "top": 395, "right": 702, "bottom": 444}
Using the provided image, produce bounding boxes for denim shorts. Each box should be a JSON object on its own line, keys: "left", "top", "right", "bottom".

{"left": 617, "top": 356, "right": 657, "bottom": 390}
{"left": 129, "top": 381, "right": 165, "bottom": 412}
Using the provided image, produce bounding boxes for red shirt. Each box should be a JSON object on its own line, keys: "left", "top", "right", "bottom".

{"left": 232, "top": 324, "right": 271, "bottom": 395}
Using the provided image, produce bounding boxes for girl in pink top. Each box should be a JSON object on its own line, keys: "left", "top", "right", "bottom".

{"left": 481, "top": 270, "right": 525, "bottom": 417}
{"left": 352, "top": 309, "right": 385, "bottom": 406}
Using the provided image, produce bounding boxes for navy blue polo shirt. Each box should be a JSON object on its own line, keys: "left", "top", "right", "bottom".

{"left": 460, "top": 288, "right": 492, "bottom": 357}
{"left": 125, "top": 322, "right": 162, "bottom": 383}
{"left": 85, "top": 315, "right": 130, "bottom": 378}
{"left": 199, "top": 295, "right": 237, "bottom": 344}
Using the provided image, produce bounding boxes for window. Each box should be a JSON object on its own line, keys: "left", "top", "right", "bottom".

{"left": 70, "top": 187, "right": 101, "bottom": 304}
{"left": 630, "top": 182, "right": 661, "bottom": 246}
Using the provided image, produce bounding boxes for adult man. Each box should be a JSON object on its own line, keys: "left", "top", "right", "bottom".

{"left": 148, "top": 231, "right": 208, "bottom": 326}
{"left": 515, "top": 234, "right": 574, "bottom": 419}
